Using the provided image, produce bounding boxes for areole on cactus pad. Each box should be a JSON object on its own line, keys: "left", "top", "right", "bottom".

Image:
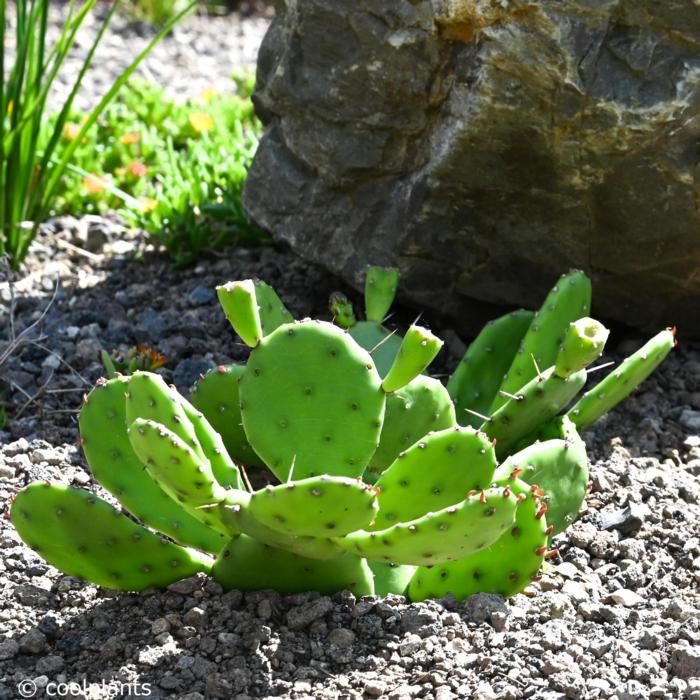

{"left": 10, "top": 267, "right": 676, "bottom": 601}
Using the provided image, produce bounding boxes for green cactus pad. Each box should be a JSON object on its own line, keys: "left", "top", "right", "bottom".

{"left": 494, "top": 433, "right": 588, "bottom": 535}
{"left": 382, "top": 325, "right": 444, "bottom": 393}
{"left": 568, "top": 328, "right": 676, "bottom": 430}
{"left": 555, "top": 317, "right": 609, "bottom": 378}
{"left": 484, "top": 367, "right": 587, "bottom": 458}
{"left": 336, "top": 487, "right": 517, "bottom": 566}
{"left": 79, "top": 377, "right": 226, "bottom": 554}
{"left": 217, "top": 280, "right": 263, "bottom": 348}
{"left": 349, "top": 321, "right": 403, "bottom": 378}
{"left": 239, "top": 320, "right": 385, "bottom": 481}
{"left": 490, "top": 270, "right": 592, "bottom": 413}
{"left": 128, "top": 419, "right": 229, "bottom": 532}
{"left": 125, "top": 372, "right": 208, "bottom": 465}
{"left": 254, "top": 279, "right": 294, "bottom": 334}
{"left": 212, "top": 535, "right": 374, "bottom": 596}
{"left": 190, "top": 364, "right": 265, "bottom": 468}
{"left": 408, "top": 479, "right": 548, "bottom": 601}
{"left": 369, "top": 561, "right": 416, "bottom": 596}
{"left": 11, "top": 482, "right": 212, "bottom": 591}
{"left": 329, "top": 292, "right": 357, "bottom": 330}
{"left": 177, "top": 395, "right": 241, "bottom": 489}
{"left": 370, "top": 426, "right": 498, "bottom": 531}
{"left": 365, "top": 266, "right": 399, "bottom": 323}
{"left": 248, "top": 476, "right": 379, "bottom": 537}
{"left": 447, "top": 309, "right": 534, "bottom": 428}
{"left": 367, "top": 375, "right": 456, "bottom": 477}
{"left": 221, "top": 493, "right": 346, "bottom": 560}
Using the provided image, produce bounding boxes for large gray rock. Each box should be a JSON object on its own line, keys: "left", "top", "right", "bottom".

{"left": 244, "top": 0, "right": 700, "bottom": 336}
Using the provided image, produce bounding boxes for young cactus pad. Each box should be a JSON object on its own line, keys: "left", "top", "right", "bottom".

{"left": 217, "top": 280, "right": 263, "bottom": 348}
{"left": 11, "top": 483, "right": 212, "bottom": 591}
{"left": 365, "top": 266, "right": 399, "bottom": 323}
{"left": 382, "top": 325, "right": 444, "bottom": 393}
{"left": 239, "top": 319, "right": 386, "bottom": 481}
{"left": 555, "top": 317, "right": 609, "bottom": 378}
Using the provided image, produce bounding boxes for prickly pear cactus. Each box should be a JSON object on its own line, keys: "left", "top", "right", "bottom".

{"left": 10, "top": 270, "right": 675, "bottom": 603}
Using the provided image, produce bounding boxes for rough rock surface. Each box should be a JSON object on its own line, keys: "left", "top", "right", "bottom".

{"left": 244, "top": 0, "right": 700, "bottom": 336}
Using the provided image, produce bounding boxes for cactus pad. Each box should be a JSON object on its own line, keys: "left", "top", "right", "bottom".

{"left": 382, "top": 325, "right": 444, "bottom": 393}
{"left": 248, "top": 476, "right": 379, "bottom": 537}
{"left": 11, "top": 483, "right": 212, "bottom": 591}
{"left": 212, "top": 535, "right": 374, "bottom": 596}
{"left": 350, "top": 321, "right": 403, "bottom": 378}
{"left": 485, "top": 367, "right": 587, "bottom": 457}
{"left": 371, "top": 426, "right": 498, "bottom": 530}
{"left": 190, "top": 364, "right": 265, "bottom": 468}
{"left": 448, "top": 309, "right": 534, "bottom": 428}
{"left": 555, "top": 317, "right": 609, "bottom": 378}
{"left": 253, "top": 279, "right": 294, "bottom": 334}
{"left": 79, "top": 377, "right": 225, "bottom": 554}
{"left": 568, "top": 328, "right": 676, "bottom": 430}
{"left": 490, "top": 270, "right": 591, "bottom": 413}
{"left": 369, "top": 561, "right": 416, "bottom": 597}
{"left": 365, "top": 266, "right": 399, "bottom": 323}
{"left": 337, "top": 487, "right": 517, "bottom": 566}
{"left": 367, "top": 375, "right": 456, "bottom": 477}
{"left": 239, "top": 320, "right": 385, "bottom": 481}
{"left": 217, "top": 280, "right": 263, "bottom": 347}
{"left": 408, "top": 479, "right": 548, "bottom": 601}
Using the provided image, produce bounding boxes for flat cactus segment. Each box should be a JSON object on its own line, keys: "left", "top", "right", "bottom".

{"left": 371, "top": 426, "right": 497, "bottom": 531}
{"left": 177, "top": 394, "right": 241, "bottom": 489}
{"left": 79, "top": 377, "right": 226, "bottom": 554}
{"left": 408, "top": 480, "right": 548, "bottom": 601}
{"left": 555, "top": 317, "right": 609, "bottom": 378}
{"left": 212, "top": 535, "right": 374, "bottom": 596}
{"left": 365, "top": 266, "right": 399, "bottom": 323}
{"left": 125, "top": 372, "right": 208, "bottom": 465}
{"left": 128, "top": 419, "right": 227, "bottom": 509}
{"left": 217, "top": 280, "right": 263, "bottom": 348}
{"left": 336, "top": 487, "right": 517, "bottom": 566}
{"left": 248, "top": 476, "right": 379, "bottom": 537}
{"left": 447, "top": 309, "right": 534, "bottom": 428}
{"left": 239, "top": 320, "right": 385, "bottom": 481}
{"left": 190, "top": 364, "right": 265, "bottom": 468}
{"left": 490, "top": 270, "right": 592, "bottom": 413}
{"left": 349, "top": 321, "right": 403, "bottom": 378}
{"left": 484, "top": 367, "right": 587, "bottom": 458}
{"left": 221, "top": 493, "right": 346, "bottom": 560}
{"left": 494, "top": 434, "right": 588, "bottom": 535}
{"left": 568, "top": 328, "right": 676, "bottom": 430}
{"left": 11, "top": 483, "right": 212, "bottom": 591}
{"left": 369, "top": 561, "right": 416, "bottom": 596}
{"left": 329, "top": 292, "right": 357, "bottom": 330}
{"left": 367, "top": 375, "right": 456, "bottom": 477}
{"left": 254, "top": 279, "right": 294, "bottom": 334}
{"left": 382, "top": 325, "right": 444, "bottom": 393}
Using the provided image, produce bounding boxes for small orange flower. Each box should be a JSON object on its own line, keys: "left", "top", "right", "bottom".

{"left": 63, "top": 123, "right": 81, "bottom": 141}
{"left": 83, "top": 174, "right": 107, "bottom": 194}
{"left": 128, "top": 162, "right": 148, "bottom": 178}
{"left": 120, "top": 131, "right": 140, "bottom": 145}
{"left": 188, "top": 112, "right": 214, "bottom": 133}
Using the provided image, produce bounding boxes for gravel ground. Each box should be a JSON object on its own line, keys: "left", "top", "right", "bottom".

{"left": 0, "top": 217, "right": 699, "bottom": 700}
